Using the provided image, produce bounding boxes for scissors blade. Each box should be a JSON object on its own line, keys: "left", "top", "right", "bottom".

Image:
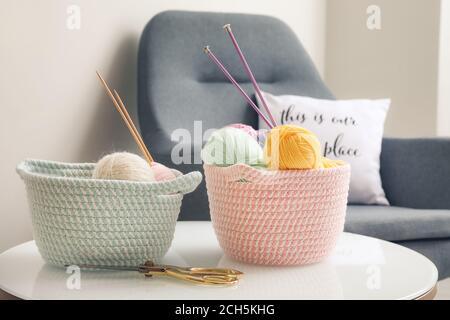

{"left": 75, "top": 264, "right": 140, "bottom": 272}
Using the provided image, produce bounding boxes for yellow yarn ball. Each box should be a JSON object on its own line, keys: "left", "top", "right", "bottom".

{"left": 92, "top": 152, "right": 155, "bottom": 182}
{"left": 264, "top": 125, "right": 322, "bottom": 170}
{"left": 321, "top": 157, "right": 346, "bottom": 169}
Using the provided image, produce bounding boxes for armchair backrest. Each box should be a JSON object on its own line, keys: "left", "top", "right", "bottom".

{"left": 138, "top": 10, "right": 333, "bottom": 219}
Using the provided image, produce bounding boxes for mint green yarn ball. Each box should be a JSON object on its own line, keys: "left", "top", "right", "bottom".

{"left": 201, "top": 127, "right": 265, "bottom": 166}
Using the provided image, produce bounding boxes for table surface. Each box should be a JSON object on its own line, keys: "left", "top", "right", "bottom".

{"left": 0, "top": 221, "right": 438, "bottom": 300}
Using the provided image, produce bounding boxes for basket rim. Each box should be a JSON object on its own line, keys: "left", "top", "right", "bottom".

{"left": 17, "top": 159, "right": 202, "bottom": 195}
{"left": 203, "top": 162, "right": 350, "bottom": 178}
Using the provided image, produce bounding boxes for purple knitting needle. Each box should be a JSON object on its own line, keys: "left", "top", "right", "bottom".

{"left": 223, "top": 24, "right": 277, "bottom": 127}
{"left": 203, "top": 46, "right": 274, "bottom": 129}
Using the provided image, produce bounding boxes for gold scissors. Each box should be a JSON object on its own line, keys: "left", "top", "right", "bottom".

{"left": 76, "top": 261, "right": 243, "bottom": 285}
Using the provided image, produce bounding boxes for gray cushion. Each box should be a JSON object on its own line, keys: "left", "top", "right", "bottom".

{"left": 380, "top": 138, "right": 450, "bottom": 209}
{"left": 345, "top": 205, "right": 450, "bottom": 242}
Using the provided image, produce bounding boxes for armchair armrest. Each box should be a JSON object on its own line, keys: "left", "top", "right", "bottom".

{"left": 380, "top": 138, "right": 450, "bottom": 209}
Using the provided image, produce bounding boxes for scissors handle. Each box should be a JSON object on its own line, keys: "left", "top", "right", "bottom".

{"left": 139, "top": 262, "right": 242, "bottom": 285}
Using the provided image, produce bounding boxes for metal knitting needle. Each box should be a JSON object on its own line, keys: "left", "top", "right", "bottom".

{"left": 223, "top": 24, "right": 277, "bottom": 127}
{"left": 203, "top": 45, "right": 274, "bottom": 129}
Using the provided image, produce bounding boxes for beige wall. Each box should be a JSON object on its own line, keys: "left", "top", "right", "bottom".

{"left": 0, "top": 0, "right": 327, "bottom": 253}
{"left": 437, "top": 0, "right": 450, "bottom": 136}
{"left": 325, "top": 0, "right": 441, "bottom": 137}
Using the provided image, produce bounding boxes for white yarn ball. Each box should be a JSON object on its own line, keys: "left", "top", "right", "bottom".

{"left": 201, "top": 127, "right": 264, "bottom": 166}
{"left": 92, "top": 152, "right": 155, "bottom": 182}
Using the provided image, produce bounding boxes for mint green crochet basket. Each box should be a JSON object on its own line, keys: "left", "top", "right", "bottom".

{"left": 17, "top": 159, "right": 202, "bottom": 267}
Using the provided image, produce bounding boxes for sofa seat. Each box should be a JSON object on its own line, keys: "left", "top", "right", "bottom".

{"left": 345, "top": 205, "right": 450, "bottom": 242}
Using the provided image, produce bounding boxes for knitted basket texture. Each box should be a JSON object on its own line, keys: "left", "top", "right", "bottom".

{"left": 204, "top": 163, "right": 350, "bottom": 266}
{"left": 17, "top": 159, "right": 202, "bottom": 267}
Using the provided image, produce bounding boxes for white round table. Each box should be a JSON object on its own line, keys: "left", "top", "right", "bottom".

{"left": 0, "top": 221, "right": 438, "bottom": 300}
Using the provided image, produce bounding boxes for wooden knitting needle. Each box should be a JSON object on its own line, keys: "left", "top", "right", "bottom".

{"left": 96, "top": 71, "right": 154, "bottom": 164}
{"left": 96, "top": 71, "right": 153, "bottom": 164}
{"left": 113, "top": 90, "right": 154, "bottom": 163}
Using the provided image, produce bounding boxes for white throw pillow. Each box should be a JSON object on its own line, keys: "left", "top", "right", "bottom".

{"left": 257, "top": 91, "right": 390, "bottom": 205}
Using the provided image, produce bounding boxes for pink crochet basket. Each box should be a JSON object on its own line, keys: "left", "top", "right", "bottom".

{"left": 204, "top": 163, "right": 351, "bottom": 266}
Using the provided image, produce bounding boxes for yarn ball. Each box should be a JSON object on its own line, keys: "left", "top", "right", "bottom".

{"left": 92, "top": 152, "right": 155, "bottom": 182}
{"left": 256, "top": 129, "right": 269, "bottom": 148}
{"left": 151, "top": 162, "right": 177, "bottom": 181}
{"left": 321, "top": 157, "right": 346, "bottom": 169}
{"left": 264, "top": 125, "right": 322, "bottom": 170}
{"left": 201, "top": 127, "right": 264, "bottom": 166}
{"left": 226, "top": 123, "right": 258, "bottom": 139}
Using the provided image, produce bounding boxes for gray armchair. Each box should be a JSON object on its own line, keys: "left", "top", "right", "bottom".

{"left": 138, "top": 11, "right": 450, "bottom": 279}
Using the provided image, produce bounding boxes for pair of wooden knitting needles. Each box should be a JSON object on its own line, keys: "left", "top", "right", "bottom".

{"left": 96, "top": 71, "right": 154, "bottom": 165}
{"left": 204, "top": 24, "right": 278, "bottom": 129}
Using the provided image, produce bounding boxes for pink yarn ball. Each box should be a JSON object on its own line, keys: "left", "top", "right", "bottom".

{"left": 226, "top": 123, "right": 258, "bottom": 139}
{"left": 151, "top": 162, "right": 177, "bottom": 181}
